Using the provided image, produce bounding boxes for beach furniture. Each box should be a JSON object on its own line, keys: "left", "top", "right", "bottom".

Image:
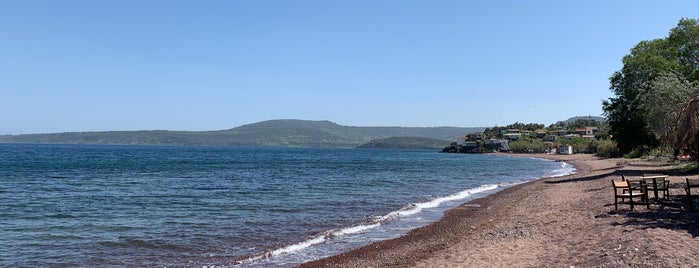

{"left": 620, "top": 174, "right": 644, "bottom": 194}
{"left": 612, "top": 179, "right": 649, "bottom": 211}
{"left": 642, "top": 175, "right": 670, "bottom": 200}
{"left": 685, "top": 178, "right": 699, "bottom": 211}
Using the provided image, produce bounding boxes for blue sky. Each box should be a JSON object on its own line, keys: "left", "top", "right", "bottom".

{"left": 1, "top": 1, "right": 698, "bottom": 134}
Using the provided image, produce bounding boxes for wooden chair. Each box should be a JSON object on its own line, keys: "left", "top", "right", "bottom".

{"left": 685, "top": 178, "right": 699, "bottom": 211}
{"left": 645, "top": 177, "right": 670, "bottom": 199}
{"left": 612, "top": 180, "right": 649, "bottom": 211}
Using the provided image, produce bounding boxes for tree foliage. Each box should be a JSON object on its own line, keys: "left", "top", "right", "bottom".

{"left": 676, "top": 95, "right": 699, "bottom": 159}
{"left": 565, "top": 119, "right": 602, "bottom": 129}
{"left": 508, "top": 138, "right": 549, "bottom": 153}
{"left": 483, "top": 122, "right": 544, "bottom": 139}
{"left": 639, "top": 72, "right": 699, "bottom": 153}
{"left": 596, "top": 140, "right": 620, "bottom": 158}
{"left": 603, "top": 18, "right": 699, "bottom": 156}
{"left": 558, "top": 137, "right": 596, "bottom": 154}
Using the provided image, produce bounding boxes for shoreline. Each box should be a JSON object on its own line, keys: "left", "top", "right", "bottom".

{"left": 298, "top": 154, "right": 699, "bottom": 267}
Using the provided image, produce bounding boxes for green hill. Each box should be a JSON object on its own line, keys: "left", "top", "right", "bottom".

{"left": 563, "top": 116, "right": 605, "bottom": 124}
{"left": 356, "top": 137, "right": 452, "bottom": 150}
{"left": 0, "top": 119, "right": 483, "bottom": 148}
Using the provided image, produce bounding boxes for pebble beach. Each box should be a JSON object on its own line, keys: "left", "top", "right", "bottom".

{"left": 300, "top": 154, "right": 699, "bottom": 267}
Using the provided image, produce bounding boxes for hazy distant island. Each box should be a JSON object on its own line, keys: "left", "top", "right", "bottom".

{"left": 0, "top": 117, "right": 604, "bottom": 150}
{"left": 0, "top": 119, "right": 482, "bottom": 149}
{"left": 356, "top": 137, "right": 453, "bottom": 150}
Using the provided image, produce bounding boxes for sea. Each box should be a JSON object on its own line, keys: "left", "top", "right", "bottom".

{"left": 0, "top": 143, "right": 574, "bottom": 267}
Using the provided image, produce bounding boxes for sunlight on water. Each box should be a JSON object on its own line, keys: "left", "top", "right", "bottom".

{"left": 0, "top": 144, "right": 570, "bottom": 267}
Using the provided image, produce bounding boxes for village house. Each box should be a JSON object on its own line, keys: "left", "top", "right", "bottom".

{"left": 558, "top": 144, "right": 573, "bottom": 155}
{"left": 457, "top": 133, "right": 484, "bottom": 145}
{"left": 502, "top": 129, "right": 522, "bottom": 140}
{"left": 576, "top": 127, "right": 598, "bottom": 139}
{"left": 486, "top": 139, "right": 509, "bottom": 151}
{"left": 563, "top": 133, "right": 580, "bottom": 139}
{"left": 504, "top": 132, "right": 522, "bottom": 140}
{"left": 468, "top": 133, "right": 483, "bottom": 140}
{"left": 535, "top": 130, "right": 548, "bottom": 138}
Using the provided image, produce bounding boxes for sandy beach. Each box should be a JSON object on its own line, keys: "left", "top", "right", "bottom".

{"left": 299, "top": 154, "right": 699, "bottom": 267}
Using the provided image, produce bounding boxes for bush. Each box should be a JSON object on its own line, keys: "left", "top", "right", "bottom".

{"left": 624, "top": 146, "right": 653, "bottom": 158}
{"left": 557, "top": 137, "right": 595, "bottom": 153}
{"left": 508, "top": 138, "right": 549, "bottom": 153}
{"left": 596, "top": 140, "right": 620, "bottom": 158}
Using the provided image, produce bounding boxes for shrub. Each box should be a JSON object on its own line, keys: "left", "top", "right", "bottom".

{"left": 596, "top": 140, "right": 620, "bottom": 158}
{"left": 508, "top": 138, "right": 549, "bottom": 153}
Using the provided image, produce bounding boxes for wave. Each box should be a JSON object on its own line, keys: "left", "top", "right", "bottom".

{"left": 547, "top": 161, "right": 576, "bottom": 178}
{"left": 236, "top": 222, "right": 382, "bottom": 265}
{"left": 375, "top": 184, "right": 499, "bottom": 222}
{"left": 235, "top": 160, "right": 576, "bottom": 267}
{"left": 235, "top": 184, "right": 500, "bottom": 266}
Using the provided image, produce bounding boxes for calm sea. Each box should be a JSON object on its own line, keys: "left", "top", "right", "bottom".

{"left": 0, "top": 144, "right": 573, "bottom": 267}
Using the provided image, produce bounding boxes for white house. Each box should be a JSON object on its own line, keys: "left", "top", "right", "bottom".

{"left": 503, "top": 133, "right": 522, "bottom": 140}
{"left": 558, "top": 145, "right": 573, "bottom": 155}
{"left": 486, "top": 139, "right": 509, "bottom": 151}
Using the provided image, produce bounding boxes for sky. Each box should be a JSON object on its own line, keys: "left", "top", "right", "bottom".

{"left": 1, "top": 1, "right": 698, "bottom": 135}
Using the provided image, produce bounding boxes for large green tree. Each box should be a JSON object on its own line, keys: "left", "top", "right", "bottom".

{"left": 639, "top": 72, "right": 699, "bottom": 155}
{"left": 603, "top": 18, "right": 699, "bottom": 155}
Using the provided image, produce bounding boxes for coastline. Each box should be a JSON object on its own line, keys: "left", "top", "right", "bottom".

{"left": 298, "top": 154, "right": 699, "bottom": 267}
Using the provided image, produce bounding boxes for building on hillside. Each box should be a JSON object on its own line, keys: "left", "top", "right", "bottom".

{"left": 457, "top": 133, "right": 484, "bottom": 145}
{"left": 500, "top": 129, "right": 521, "bottom": 135}
{"left": 486, "top": 139, "right": 509, "bottom": 152}
{"left": 543, "top": 135, "right": 558, "bottom": 142}
{"left": 503, "top": 133, "right": 522, "bottom": 140}
{"left": 563, "top": 133, "right": 580, "bottom": 139}
{"left": 576, "top": 127, "right": 598, "bottom": 136}
{"left": 456, "top": 135, "right": 468, "bottom": 145}
{"left": 558, "top": 144, "right": 573, "bottom": 155}
{"left": 468, "top": 133, "right": 483, "bottom": 140}
{"left": 582, "top": 127, "right": 598, "bottom": 140}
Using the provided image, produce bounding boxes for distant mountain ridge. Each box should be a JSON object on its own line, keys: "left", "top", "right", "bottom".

{"left": 0, "top": 119, "right": 484, "bottom": 148}
{"left": 563, "top": 116, "right": 605, "bottom": 124}
{"left": 356, "top": 137, "right": 452, "bottom": 150}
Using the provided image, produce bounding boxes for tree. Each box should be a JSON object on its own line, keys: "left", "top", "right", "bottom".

{"left": 639, "top": 72, "right": 699, "bottom": 156}
{"left": 676, "top": 94, "right": 699, "bottom": 159}
{"left": 567, "top": 119, "right": 599, "bottom": 129}
{"left": 603, "top": 18, "right": 699, "bottom": 155}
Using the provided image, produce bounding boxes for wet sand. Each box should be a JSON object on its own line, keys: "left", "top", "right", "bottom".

{"left": 299, "top": 154, "right": 699, "bottom": 267}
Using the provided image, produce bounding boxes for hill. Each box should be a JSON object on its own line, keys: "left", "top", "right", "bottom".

{"left": 0, "top": 120, "right": 483, "bottom": 148}
{"left": 356, "top": 137, "right": 453, "bottom": 150}
{"left": 563, "top": 116, "right": 605, "bottom": 124}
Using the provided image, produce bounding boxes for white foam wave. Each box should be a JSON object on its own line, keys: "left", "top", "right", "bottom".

{"left": 547, "top": 161, "right": 576, "bottom": 177}
{"left": 237, "top": 222, "right": 382, "bottom": 265}
{"left": 269, "top": 235, "right": 325, "bottom": 256}
{"left": 417, "top": 184, "right": 499, "bottom": 209}
{"left": 237, "top": 184, "right": 500, "bottom": 266}
{"left": 375, "top": 184, "right": 498, "bottom": 222}
{"left": 330, "top": 222, "right": 381, "bottom": 237}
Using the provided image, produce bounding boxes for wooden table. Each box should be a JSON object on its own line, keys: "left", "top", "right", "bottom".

{"left": 642, "top": 175, "right": 668, "bottom": 201}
